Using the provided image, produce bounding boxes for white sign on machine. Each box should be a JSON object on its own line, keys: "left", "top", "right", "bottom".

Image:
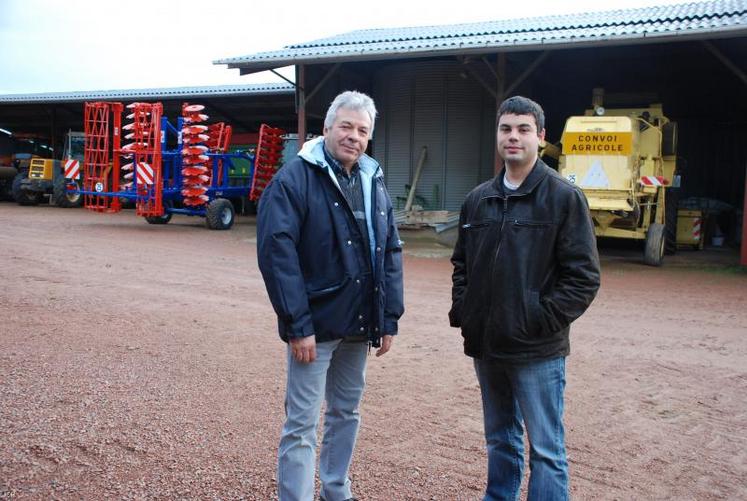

{"left": 578, "top": 160, "right": 610, "bottom": 189}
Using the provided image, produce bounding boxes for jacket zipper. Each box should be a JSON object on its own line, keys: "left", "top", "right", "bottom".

{"left": 486, "top": 191, "right": 530, "bottom": 341}
{"left": 494, "top": 196, "right": 509, "bottom": 264}
{"left": 493, "top": 191, "right": 532, "bottom": 261}
{"left": 322, "top": 165, "right": 382, "bottom": 343}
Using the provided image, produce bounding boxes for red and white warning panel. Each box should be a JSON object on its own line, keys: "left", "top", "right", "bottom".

{"left": 639, "top": 176, "right": 669, "bottom": 187}
{"left": 692, "top": 217, "right": 702, "bottom": 242}
{"left": 136, "top": 162, "right": 154, "bottom": 185}
{"left": 64, "top": 158, "right": 80, "bottom": 179}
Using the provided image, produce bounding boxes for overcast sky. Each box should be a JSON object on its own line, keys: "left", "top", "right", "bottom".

{"left": 0, "top": 0, "right": 695, "bottom": 94}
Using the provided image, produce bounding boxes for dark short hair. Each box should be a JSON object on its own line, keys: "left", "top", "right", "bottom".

{"left": 497, "top": 95, "right": 545, "bottom": 132}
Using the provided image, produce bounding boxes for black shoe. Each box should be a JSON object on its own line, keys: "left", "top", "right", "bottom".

{"left": 320, "top": 497, "right": 358, "bottom": 501}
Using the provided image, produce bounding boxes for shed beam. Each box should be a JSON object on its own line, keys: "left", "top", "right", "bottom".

{"left": 481, "top": 56, "right": 498, "bottom": 81}
{"left": 496, "top": 53, "right": 506, "bottom": 101}
{"left": 503, "top": 51, "right": 550, "bottom": 97}
{"left": 462, "top": 65, "right": 497, "bottom": 99}
{"left": 297, "top": 65, "right": 306, "bottom": 151}
{"left": 495, "top": 53, "right": 506, "bottom": 175}
{"left": 305, "top": 63, "right": 341, "bottom": 104}
{"left": 456, "top": 56, "right": 497, "bottom": 99}
{"left": 270, "top": 69, "right": 299, "bottom": 89}
{"left": 702, "top": 40, "right": 747, "bottom": 88}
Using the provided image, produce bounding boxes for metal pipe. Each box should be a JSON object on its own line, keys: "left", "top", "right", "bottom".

{"left": 297, "top": 65, "right": 306, "bottom": 152}
{"left": 306, "top": 63, "right": 341, "bottom": 103}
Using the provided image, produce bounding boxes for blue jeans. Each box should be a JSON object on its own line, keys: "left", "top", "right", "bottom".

{"left": 473, "top": 356, "right": 568, "bottom": 501}
{"left": 278, "top": 338, "right": 368, "bottom": 501}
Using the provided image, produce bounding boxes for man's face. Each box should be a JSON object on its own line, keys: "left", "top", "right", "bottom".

{"left": 323, "top": 107, "right": 372, "bottom": 171}
{"left": 496, "top": 113, "right": 545, "bottom": 168}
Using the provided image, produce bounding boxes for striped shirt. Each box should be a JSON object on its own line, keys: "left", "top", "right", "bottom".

{"left": 323, "top": 144, "right": 371, "bottom": 260}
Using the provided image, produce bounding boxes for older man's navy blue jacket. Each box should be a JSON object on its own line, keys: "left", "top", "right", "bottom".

{"left": 257, "top": 137, "right": 404, "bottom": 347}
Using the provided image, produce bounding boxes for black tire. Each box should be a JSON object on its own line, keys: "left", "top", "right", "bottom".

{"left": 644, "top": 222, "right": 666, "bottom": 267}
{"left": 53, "top": 176, "right": 83, "bottom": 208}
{"left": 11, "top": 172, "right": 41, "bottom": 206}
{"left": 206, "top": 198, "right": 235, "bottom": 230}
{"left": 145, "top": 212, "right": 172, "bottom": 225}
{"left": 664, "top": 188, "right": 678, "bottom": 255}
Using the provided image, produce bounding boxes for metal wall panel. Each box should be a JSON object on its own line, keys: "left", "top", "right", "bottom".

{"left": 444, "top": 72, "right": 487, "bottom": 209}
{"left": 374, "top": 60, "right": 494, "bottom": 211}
{"left": 374, "top": 66, "right": 414, "bottom": 208}
{"left": 480, "top": 92, "right": 497, "bottom": 183}
{"left": 412, "top": 63, "right": 447, "bottom": 210}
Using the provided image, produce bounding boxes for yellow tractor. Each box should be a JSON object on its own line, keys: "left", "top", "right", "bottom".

{"left": 11, "top": 132, "right": 84, "bottom": 208}
{"left": 556, "top": 91, "right": 678, "bottom": 266}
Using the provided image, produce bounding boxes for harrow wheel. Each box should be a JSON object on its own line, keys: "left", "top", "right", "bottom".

{"left": 145, "top": 200, "right": 173, "bottom": 224}
{"left": 145, "top": 213, "right": 172, "bottom": 225}
{"left": 206, "top": 198, "right": 234, "bottom": 230}
{"left": 53, "top": 177, "right": 82, "bottom": 208}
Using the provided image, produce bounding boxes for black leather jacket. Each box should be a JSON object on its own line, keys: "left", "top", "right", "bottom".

{"left": 449, "top": 159, "right": 600, "bottom": 363}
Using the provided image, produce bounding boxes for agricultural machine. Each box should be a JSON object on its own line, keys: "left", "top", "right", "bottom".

{"left": 70, "top": 101, "right": 283, "bottom": 229}
{"left": 10, "top": 131, "right": 85, "bottom": 207}
{"left": 555, "top": 90, "right": 678, "bottom": 266}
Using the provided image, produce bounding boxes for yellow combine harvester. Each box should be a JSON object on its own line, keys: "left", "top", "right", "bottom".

{"left": 557, "top": 92, "right": 677, "bottom": 266}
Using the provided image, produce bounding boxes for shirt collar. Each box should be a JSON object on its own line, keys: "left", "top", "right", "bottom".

{"left": 323, "top": 142, "right": 359, "bottom": 178}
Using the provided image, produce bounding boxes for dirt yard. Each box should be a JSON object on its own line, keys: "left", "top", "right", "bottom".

{"left": 1, "top": 204, "right": 746, "bottom": 500}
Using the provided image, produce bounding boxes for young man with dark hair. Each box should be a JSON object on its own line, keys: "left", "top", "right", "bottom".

{"left": 450, "top": 95, "right": 600, "bottom": 500}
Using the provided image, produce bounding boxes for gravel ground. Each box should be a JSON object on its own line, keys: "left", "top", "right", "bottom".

{"left": 1, "top": 204, "right": 746, "bottom": 500}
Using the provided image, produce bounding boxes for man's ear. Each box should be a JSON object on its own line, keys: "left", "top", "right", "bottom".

{"left": 538, "top": 128, "right": 546, "bottom": 141}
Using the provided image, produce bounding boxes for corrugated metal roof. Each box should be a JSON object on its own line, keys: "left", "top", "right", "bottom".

{"left": 215, "top": 0, "right": 747, "bottom": 72}
{"left": 0, "top": 83, "right": 294, "bottom": 104}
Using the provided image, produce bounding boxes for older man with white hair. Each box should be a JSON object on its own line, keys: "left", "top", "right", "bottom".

{"left": 257, "top": 90, "right": 404, "bottom": 501}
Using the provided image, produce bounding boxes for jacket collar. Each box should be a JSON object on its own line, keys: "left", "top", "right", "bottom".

{"left": 493, "top": 158, "right": 551, "bottom": 197}
{"left": 298, "top": 136, "right": 382, "bottom": 178}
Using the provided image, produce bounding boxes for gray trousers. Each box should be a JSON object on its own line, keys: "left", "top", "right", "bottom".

{"left": 277, "top": 338, "right": 368, "bottom": 501}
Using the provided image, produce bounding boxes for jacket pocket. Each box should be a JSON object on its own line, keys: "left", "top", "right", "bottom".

{"left": 306, "top": 277, "right": 349, "bottom": 301}
{"left": 511, "top": 219, "right": 553, "bottom": 229}
{"left": 462, "top": 220, "right": 493, "bottom": 230}
{"left": 307, "top": 276, "right": 358, "bottom": 337}
{"left": 526, "top": 289, "right": 545, "bottom": 337}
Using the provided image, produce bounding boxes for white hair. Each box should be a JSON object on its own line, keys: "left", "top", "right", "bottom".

{"left": 324, "top": 90, "right": 377, "bottom": 134}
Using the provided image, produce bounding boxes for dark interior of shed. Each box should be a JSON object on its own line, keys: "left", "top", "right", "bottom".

{"left": 301, "top": 37, "right": 746, "bottom": 243}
